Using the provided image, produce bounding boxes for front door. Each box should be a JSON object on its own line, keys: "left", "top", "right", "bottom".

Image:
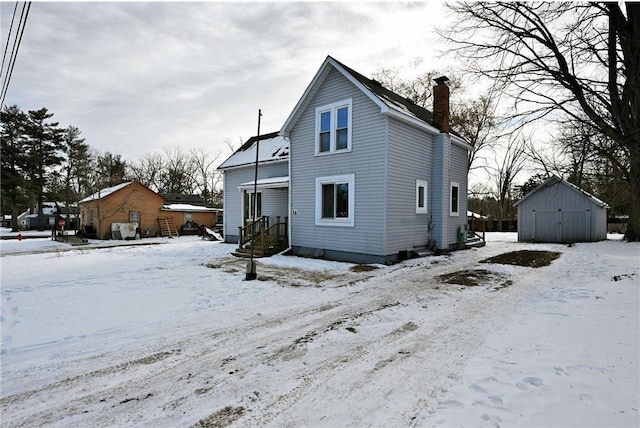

{"left": 243, "top": 191, "right": 262, "bottom": 224}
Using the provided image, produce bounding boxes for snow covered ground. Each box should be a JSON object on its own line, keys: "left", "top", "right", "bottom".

{"left": 1, "top": 230, "right": 638, "bottom": 427}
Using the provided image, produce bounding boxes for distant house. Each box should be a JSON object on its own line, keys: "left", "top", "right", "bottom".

{"left": 20, "top": 202, "right": 78, "bottom": 230}
{"left": 514, "top": 175, "right": 609, "bottom": 243}
{"left": 219, "top": 56, "right": 472, "bottom": 263}
{"left": 78, "top": 181, "right": 166, "bottom": 239}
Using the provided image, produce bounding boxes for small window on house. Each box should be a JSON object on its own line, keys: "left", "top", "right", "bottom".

{"left": 416, "top": 180, "right": 428, "bottom": 214}
{"left": 450, "top": 182, "right": 460, "bottom": 216}
{"left": 315, "top": 99, "right": 352, "bottom": 154}
{"left": 315, "top": 174, "right": 355, "bottom": 227}
{"left": 130, "top": 211, "right": 141, "bottom": 224}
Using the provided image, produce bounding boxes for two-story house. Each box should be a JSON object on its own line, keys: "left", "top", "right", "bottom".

{"left": 219, "top": 56, "right": 471, "bottom": 264}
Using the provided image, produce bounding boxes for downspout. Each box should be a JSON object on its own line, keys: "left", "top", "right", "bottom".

{"left": 287, "top": 133, "right": 292, "bottom": 253}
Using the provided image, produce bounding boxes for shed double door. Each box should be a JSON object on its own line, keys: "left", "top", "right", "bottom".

{"left": 533, "top": 210, "right": 590, "bottom": 242}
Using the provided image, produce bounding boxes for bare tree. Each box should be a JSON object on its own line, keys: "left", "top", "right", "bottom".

{"left": 128, "top": 152, "right": 164, "bottom": 192}
{"left": 190, "top": 147, "right": 222, "bottom": 206}
{"left": 450, "top": 95, "right": 498, "bottom": 170}
{"left": 158, "top": 147, "right": 195, "bottom": 194}
{"left": 372, "top": 63, "right": 497, "bottom": 171}
{"left": 441, "top": 2, "right": 640, "bottom": 240}
{"left": 490, "top": 135, "right": 528, "bottom": 230}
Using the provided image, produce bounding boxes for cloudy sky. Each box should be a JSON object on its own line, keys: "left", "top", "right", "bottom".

{"left": 2, "top": 1, "right": 457, "bottom": 163}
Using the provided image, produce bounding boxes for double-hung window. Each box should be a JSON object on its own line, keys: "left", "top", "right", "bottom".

{"left": 315, "top": 99, "right": 352, "bottom": 154}
{"left": 450, "top": 182, "right": 460, "bottom": 216}
{"left": 315, "top": 174, "right": 355, "bottom": 226}
{"left": 416, "top": 180, "right": 428, "bottom": 214}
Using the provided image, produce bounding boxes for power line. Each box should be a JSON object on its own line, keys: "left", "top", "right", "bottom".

{"left": 0, "top": 1, "right": 31, "bottom": 107}
{"left": 0, "top": 2, "right": 18, "bottom": 79}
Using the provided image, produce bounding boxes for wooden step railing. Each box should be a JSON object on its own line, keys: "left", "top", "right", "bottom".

{"left": 238, "top": 216, "right": 269, "bottom": 248}
{"left": 238, "top": 216, "right": 288, "bottom": 256}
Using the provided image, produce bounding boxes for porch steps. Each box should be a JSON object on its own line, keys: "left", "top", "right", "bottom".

{"left": 233, "top": 239, "right": 288, "bottom": 258}
{"left": 158, "top": 217, "right": 179, "bottom": 238}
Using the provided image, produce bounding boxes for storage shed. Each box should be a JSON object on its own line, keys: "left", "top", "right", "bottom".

{"left": 514, "top": 176, "right": 609, "bottom": 243}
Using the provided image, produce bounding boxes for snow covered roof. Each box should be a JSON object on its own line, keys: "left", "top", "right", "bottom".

{"left": 161, "top": 204, "right": 219, "bottom": 212}
{"left": 513, "top": 175, "right": 609, "bottom": 209}
{"left": 468, "top": 211, "right": 488, "bottom": 219}
{"left": 218, "top": 132, "right": 289, "bottom": 170}
{"left": 79, "top": 182, "right": 135, "bottom": 203}
{"left": 238, "top": 176, "right": 289, "bottom": 190}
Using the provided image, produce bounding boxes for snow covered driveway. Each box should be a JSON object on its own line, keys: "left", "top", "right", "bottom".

{"left": 1, "top": 234, "right": 638, "bottom": 427}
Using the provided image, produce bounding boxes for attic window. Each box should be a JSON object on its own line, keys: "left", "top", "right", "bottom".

{"left": 315, "top": 99, "right": 352, "bottom": 155}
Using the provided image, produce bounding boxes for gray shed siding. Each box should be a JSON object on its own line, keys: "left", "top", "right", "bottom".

{"left": 516, "top": 181, "right": 608, "bottom": 242}
{"left": 222, "top": 161, "right": 289, "bottom": 243}
{"left": 385, "top": 117, "right": 434, "bottom": 254}
{"left": 289, "top": 68, "right": 388, "bottom": 261}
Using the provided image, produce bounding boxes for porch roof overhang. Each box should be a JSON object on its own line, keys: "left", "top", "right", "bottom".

{"left": 238, "top": 176, "right": 289, "bottom": 191}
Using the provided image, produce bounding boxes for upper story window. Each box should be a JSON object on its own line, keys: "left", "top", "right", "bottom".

{"left": 450, "top": 182, "right": 460, "bottom": 216}
{"left": 315, "top": 99, "right": 352, "bottom": 155}
{"left": 416, "top": 180, "right": 428, "bottom": 214}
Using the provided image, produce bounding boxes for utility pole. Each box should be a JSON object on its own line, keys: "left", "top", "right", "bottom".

{"left": 246, "top": 109, "right": 262, "bottom": 280}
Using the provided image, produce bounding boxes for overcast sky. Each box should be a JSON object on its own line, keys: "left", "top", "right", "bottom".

{"left": 2, "top": 1, "right": 457, "bottom": 163}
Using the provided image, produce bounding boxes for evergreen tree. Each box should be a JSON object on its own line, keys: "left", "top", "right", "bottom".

{"left": 24, "top": 108, "right": 64, "bottom": 230}
{"left": 0, "top": 105, "right": 29, "bottom": 231}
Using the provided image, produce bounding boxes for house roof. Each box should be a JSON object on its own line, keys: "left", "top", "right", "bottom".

{"left": 280, "top": 56, "right": 471, "bottom": 150}
{"left": 79, "top": 182, "right": 134, "bottom": 203}
{"left": 160, "top": 193, "right": 207, "bottom": 206}
{"left": 513, "top": 175, "right": 609, "bottom": 209}
{"left": 218, "top": 132, "right": 290, "bottom": 170}
{"left": 78, "top": 181, "right": 163, "bottom": 204}
{"left": 161, "top": 204, "right": 219, "bottom": 212}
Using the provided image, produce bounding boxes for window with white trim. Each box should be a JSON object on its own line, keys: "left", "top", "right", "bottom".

{"left": 416, "top": 180, "right": 428, "bottom": 214}
{"left": 315, "top": 99, "right": 352, "bottom": 154}
{"left": 450, "top": 182, "right": 460, "bottom": 216}
{"left": 243, "top": 191, "right": 262, "bottom": 221}
{"left": 315, "top": 174, "right": 355, "bottom": 226}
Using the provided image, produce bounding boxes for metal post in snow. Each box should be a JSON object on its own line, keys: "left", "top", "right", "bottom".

{"left": 246, "top": 109, "right": 262, "bottom": 280}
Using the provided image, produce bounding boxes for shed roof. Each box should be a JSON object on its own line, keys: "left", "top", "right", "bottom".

{"left": 218, "top": 132, "right": 289, "bottom": 170}
{"left": 513, "top": 175, "right": 609, "bottom": 209}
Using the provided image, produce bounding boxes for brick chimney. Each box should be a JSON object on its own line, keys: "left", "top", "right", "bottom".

{"left": 433, "top": 76, "right": 450, "bottom": 134}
